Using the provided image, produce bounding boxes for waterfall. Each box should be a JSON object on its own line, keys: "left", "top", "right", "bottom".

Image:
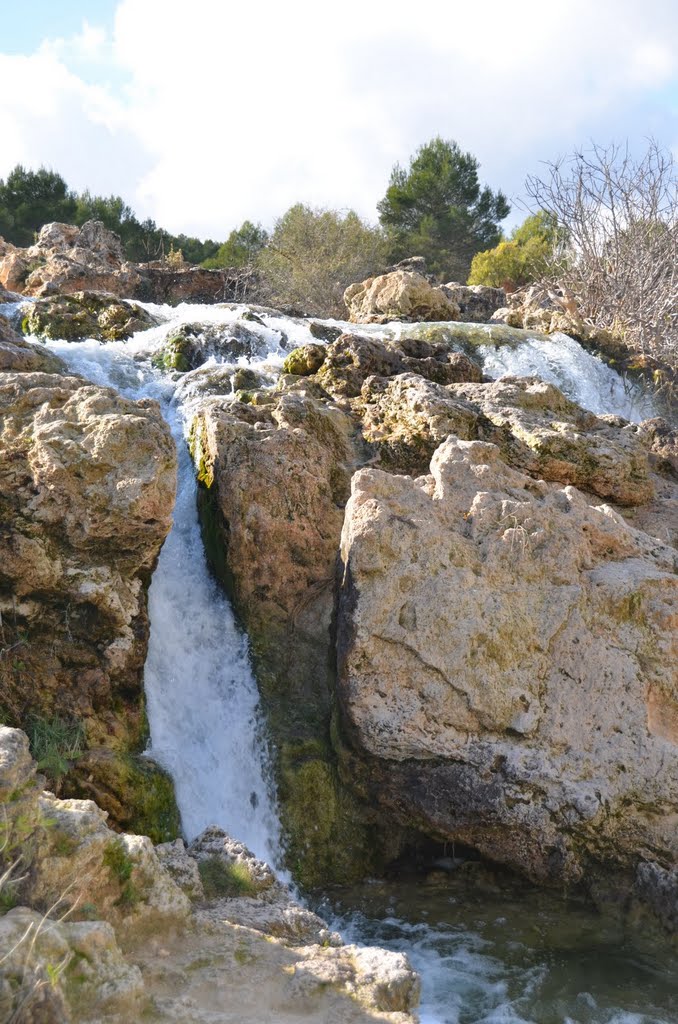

{"left": 26, "top": 304, "right": 673, "bottom": 1024}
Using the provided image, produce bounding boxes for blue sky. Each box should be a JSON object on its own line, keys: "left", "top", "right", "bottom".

{"left": 2, "top": 1, "right": 117, "bottom": 54}
{"left": 0, "top": 0, "right": 676, "bottom": 242}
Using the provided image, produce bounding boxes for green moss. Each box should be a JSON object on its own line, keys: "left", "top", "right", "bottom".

{"left": 198, "top": 857, "right": 258, "bottom": 897}
{"left": 282, "top": 345, "right": 327, "bottom": 376}
{"left": 120, "top": 755, "right": 181, "bottom": 845}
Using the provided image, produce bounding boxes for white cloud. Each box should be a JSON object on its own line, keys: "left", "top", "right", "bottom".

{"left": 0, "top": 0, "right": 676, "bottom": 239}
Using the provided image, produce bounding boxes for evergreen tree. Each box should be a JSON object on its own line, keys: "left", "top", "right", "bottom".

{"left": 377, "top": 138, "right": 510, "bottom": 281}
{"left": 0, "top": 166, "right": 77, "bottom": 246}
{"left": 202, "top": 221, "right": 269, "bottom": 268}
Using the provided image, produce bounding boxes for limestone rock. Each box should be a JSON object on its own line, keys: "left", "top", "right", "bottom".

{"left": 0, "top": 909, "right": 144, "bottom": 1020}
{"left": 284, "top": 944, "right": 420, "bottom": 1014}
{"left": 336, "top": 437, "right": 678, "bottom": 886}
{"left": 0, "top": 725, "right": 35, "bottom": 799}
{"left": 156, "top": 838, "right": 205, "bottom": 899}
{"left": 450, "top": 376, "right": 654, "bottom": 505}
{"left": 23, "top": 290, "right": 160, "bottom": 342}
{"left": 156, "top": 320, "right": 269, "bottom": 371}
{"left": 282, "top": 343, "right": 327, "bottom": 375}
{"left": 30, "top": 790, "right": 190, "bottom": 920}
{"left": 316, "top": 331, "right": 483, "bottom": 400}
{"left": 344, "top": 270, "right": 461, "bottom": 324}
{"left": 443, "top": 283, "right": 507, "bottom": 323}
{"left": 188, "top": 826, "right": 277, "bottom": 894}
{"left": 0, "top": 315, "right": 66, "bottom": 372}
{"left": 0, "top": 371, "right": 178, "bottom": 835}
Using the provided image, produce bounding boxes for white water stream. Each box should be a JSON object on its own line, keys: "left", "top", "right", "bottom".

{"left": 9, "top": 301, "right": 672, "bottom": 1024}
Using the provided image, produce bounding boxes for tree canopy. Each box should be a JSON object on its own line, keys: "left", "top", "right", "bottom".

{"left": 256, "top": 204, "right": 386, "bottom": 316}
{"left": 377, "top": 137, "right": 510, "bottom": 281}
{"left": 0, "top": 165, "right": 220, "bottom": 264}
{"left": 202, "top": 221, "right": 269, "bottom": 269}
{"left": 468, "top": 211, "right": 560, "bottom": 290}
{"left": 0, "top": 166, "right": 77, "bottom": 247}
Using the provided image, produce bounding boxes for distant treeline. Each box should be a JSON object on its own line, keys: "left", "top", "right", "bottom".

{"left": 0, "top": 165, "right": 220, "bottom": 264}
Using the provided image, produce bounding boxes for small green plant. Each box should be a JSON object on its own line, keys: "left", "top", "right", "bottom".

{"left": 26, "top": 715, "right": 85, "bottom": 793}
{"left": 103, "top": 839, "right": 139, "bottom": 909}
{"left": 198, "top": 857, "right": 257, "bottom": 898}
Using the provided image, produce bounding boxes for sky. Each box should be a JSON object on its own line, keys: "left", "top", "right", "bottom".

{"left": 0, "top": 0, "right": 677, "bottom": 242}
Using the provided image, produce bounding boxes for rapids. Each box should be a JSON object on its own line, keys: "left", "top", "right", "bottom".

{"left": 9, "top": 300, "right": 673, "bottom": 1024}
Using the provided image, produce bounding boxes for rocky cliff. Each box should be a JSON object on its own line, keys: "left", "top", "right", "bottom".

{"left": 192, "top": 322, "right": 677, "bottom": 919}
{"left": 0, "top": 315, "right": 179, "bottom": 840}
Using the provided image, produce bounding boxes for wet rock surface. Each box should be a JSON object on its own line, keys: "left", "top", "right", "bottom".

{"left": 23, "top": 290, "right": 160, "bottom": 341}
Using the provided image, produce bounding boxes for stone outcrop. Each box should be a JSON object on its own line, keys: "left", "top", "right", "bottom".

{"left": 0, "top": 314, "right": 66, "bottom": 372}
{"left": 344, "top": 270, "right": 461, "bottom": 324}
{"left": 0, "top": 727, "right": 419, "bottom": 1024}
{"left": 336, "top": 437, "right": 677, "bottom": 892}
{"left": 23, "top": 290, "right": 160, "bottom": 341}
{"left": 155, "top": 320, "right": 270, "bottom": 371}
{"left": 0, "top": 220, "right": 257, "bottom": 306}
{"left": 0, "top": 361, "right": 179, "bottom": 839}
{"left": 189, "top": 331, "right": 487, "bottom": 885}
{"left": 188, "top": 322, "right": 677, "bottom": 915}
{"left": 442, "top": 282, "right": 507, "bottom": 322}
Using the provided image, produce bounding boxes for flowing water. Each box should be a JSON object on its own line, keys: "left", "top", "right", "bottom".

{"left": 8, "top": 301, "right": 674, "bottom": 1023}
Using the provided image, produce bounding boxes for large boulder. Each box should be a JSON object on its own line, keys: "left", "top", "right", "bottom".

{"left": 443, "top": 282, "right": 507, "bottom": 322}
{"left": 0, "top": 371, "right": 180, "bottom": 839}
{"left": 22, "top": 290, "right": 160, "bottom": 342}
{"left": 9, "top": 220, "right": 143, "bottom": 298}
{"left": 155, "top": 320, "right": 269, "bottom": 372}
{"left": 336, "top": 437, "right": 678, "bottom": 893}
{"left": 344, "top": 270, "right": 461, "bottom": 323}
{"left": 0, "top": 315, "right": 66, "bottom": 372}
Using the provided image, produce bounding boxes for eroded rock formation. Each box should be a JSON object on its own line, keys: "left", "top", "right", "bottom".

{"left": 191, "top": 326, "right": 678, "bottom": 914}
{"left": 0, "top": 338, "right": 179, "bottom": 839}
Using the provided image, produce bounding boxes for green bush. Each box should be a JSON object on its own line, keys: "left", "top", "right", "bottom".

{"left": 27, "top": 716, "right": 84, "bottom": 793}
{"left": 256, "top": 204, "right": 386, "bottom": 317}
{"left": 468, "top": 211, "right": 559, "bottom": 290}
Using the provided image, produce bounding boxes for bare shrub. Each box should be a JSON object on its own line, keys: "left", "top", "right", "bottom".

{"left": 526, "top": 141, "right": 677, "bottom": 368}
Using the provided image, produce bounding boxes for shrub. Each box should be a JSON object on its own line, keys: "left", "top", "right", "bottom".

{"left": 525, "top": 140, "right": 677, "bottom": 366}
{"left": 468, "top": 212, "right": 560, "bottom": 290}
{"left": 256, "top": 204, "right": 386, "bottom": 317}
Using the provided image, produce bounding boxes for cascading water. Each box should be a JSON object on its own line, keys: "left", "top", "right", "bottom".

{"left": 12, "top": 302, "right": 673, "bottom": 1024}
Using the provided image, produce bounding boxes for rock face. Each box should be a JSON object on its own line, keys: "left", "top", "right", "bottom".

{"left": 344, "top": 270, "right": 461, "bottom": 323}
{"left": 23, "top": 290, "right": 160, "bottom": 341}
{"left": 189, "top": 321, "right": 677, "bottom": 914}
{"left": 0, "top": 364, "right": 179, "bottom": 839}
{"left": 0, "top": 315, "right": 66, "bottom": 372}
{"left": 189, "top": 332, "right": 487, "bottom": 885}
{"left": 0, "top": 219, "right": 256, "bottom": 305}
{"left": 443, "top": 282, "right": 507, "bottom": 322}
{"left": 336, "top": 437, "right": 677, "bottom": 890}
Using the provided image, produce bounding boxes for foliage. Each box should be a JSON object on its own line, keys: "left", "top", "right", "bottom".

{"left": 377, "top": 137, "right": 510, "bottom": 281}
{"left": 0, "top": 166, "right": 220, "bottom": 265}
{"left": 197, "top": 856, "right": 257, "bottom": 897}
{"left": 26, "top": 716, "right": 84, "bottom": 794}
{"left": 257, "top": 204, "right": 386, "bottom": 317}
{"left": 525, "top": 140, "right": 677, "bottom": 367}
{"left": 202, "top": 220, "right": 269, "bottom": 268}
{"left": 0, "top": 166, "right": 77, "bottom": 247}
{"left": 468, "top": 211, "right": 560, "bottom": 289}
{"left": 103, "top": 839, "right": 139, "bottom": 908}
